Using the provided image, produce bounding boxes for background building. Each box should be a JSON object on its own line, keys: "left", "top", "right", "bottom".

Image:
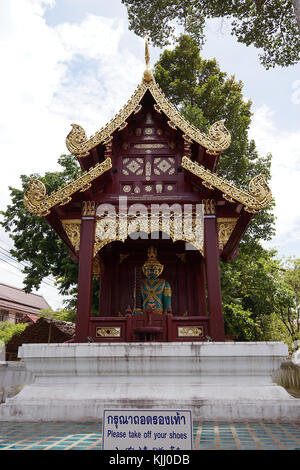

{"left": 0, "top": 283, "right": 50, "bottom": 325}
{"left": 5, "top": 317, "right": 75, "bottom": 361}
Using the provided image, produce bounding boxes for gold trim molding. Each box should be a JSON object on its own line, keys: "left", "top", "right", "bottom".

{"left": 202, "top": 199, "right": 216, "bottom": 215}
{"left": 66, "top": 80, "right": 231, "bottom": 157}
{"left": 178, "top": 326, "right": 204, "bottom": 337}
{"left": 82, "top": 201, "right": 97, "bottom": 217}
{"left": 61, "top": 216, "right": 235, "bottom": 255}
{"left": 61, "top": 219, "right": 81, "bottom": 251}
{"left": 94, "top": 211, "right": 204, "bottom": 257}
{"left": 181, "top": 156, "right": 272, "bottom": 213}
{"left": 24, "top": 158, "right": 112, "bottom": 216}
{"left": 96, "top": 327, "right": 121, "bottom": 337}
{"left": 217, "top": 218, "right": 238, "bottom": 249}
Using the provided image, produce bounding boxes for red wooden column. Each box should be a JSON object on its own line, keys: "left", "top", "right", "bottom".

{"left": 75, "top": 201, "right": 97, "bottom": 342}
{"left": 195, "top": 256, "right": 207, "bottom": 316}
{"left": 203, "top": 199, "right": 225, "bottom": 341}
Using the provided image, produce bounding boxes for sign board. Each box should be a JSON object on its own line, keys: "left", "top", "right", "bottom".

{"left": 102, "top": 409, "right": 192, "bottom": 450}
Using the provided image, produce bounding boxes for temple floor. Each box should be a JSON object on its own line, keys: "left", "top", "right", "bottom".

{"left": 0, "top": 421, "right": 299, "bottom": 450}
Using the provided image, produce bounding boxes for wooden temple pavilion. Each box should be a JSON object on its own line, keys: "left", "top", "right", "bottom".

{"left": 24, "top": 40, "right": 272, "bottom": 343}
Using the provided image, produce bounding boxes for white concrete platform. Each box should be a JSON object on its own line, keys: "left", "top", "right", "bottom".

{"left": 0, "top": 342, "right": 299, "bottom": 421}
{"left": 0, "top": 361, "right": 33, "bottom": 403}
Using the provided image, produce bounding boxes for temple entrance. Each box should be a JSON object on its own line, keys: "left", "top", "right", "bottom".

{"left": 97, "top": 236, "right": 207, "bottom": 318}
{"left": 87, "top": 234, "right": 211, "bottom": 343}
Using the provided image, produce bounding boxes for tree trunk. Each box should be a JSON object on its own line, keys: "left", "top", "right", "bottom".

{"left": 292, "top": 0, "right": 300, "bottom": 34}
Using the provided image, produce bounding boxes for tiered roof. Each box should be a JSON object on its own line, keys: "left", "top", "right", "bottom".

{"left": 23, "top": 39, "right": 272, "bottom": 261}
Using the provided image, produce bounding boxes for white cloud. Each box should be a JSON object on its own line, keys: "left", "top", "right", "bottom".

{"left": 249, "top": 105, "right": 300, "bottom": 255}
{"left": 0, "top": 0, "right": 145, "bottom": 308}
{"left": 292, "top": 80, "right": 300, "bottom": 105}
{"left": 0, "top": 1, "right": 144, "bottom": 187}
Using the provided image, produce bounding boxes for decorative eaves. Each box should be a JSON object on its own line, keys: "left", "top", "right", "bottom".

{"left": 65, "top": 79, "right": 231, "bottom": 158}
{"left": 24, "top": 158, "right": 112, "bottom": 217}
{"left": 181, "top": 156, "right": 272, "bottom": 213}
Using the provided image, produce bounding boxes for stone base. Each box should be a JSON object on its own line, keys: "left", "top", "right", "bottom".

{"left": 0, "top": 342, "right": 299, "bottom": 421}
{"left": 0, "top": 361, "right": 33, "bottom": 403}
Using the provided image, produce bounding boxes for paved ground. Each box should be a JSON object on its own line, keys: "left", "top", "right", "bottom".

{"left": 0, "top": 421, "right": 300, "bottom": 450}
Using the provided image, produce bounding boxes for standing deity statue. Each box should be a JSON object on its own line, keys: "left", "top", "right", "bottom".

{"left": 141, "top": 246, "right": 172, "bottom": 314}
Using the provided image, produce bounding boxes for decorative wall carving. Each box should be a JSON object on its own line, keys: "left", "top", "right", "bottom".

{"left": 61, "top": 219, "right": 81, "bottom": 251}
{"left": 65, "top": 80, "right": 231, "bottom": 157}
{"left": 61, "top": 215, "right": 238, "bottom": 259}
{"left": 202, "top": 199, "right": 216, "bottom": 215}
{"left": 178, "top": 326, "right": 204, "bottom": 337}
{"left": 82, "top": 201, "right": 97, "bottom": 217}
{"left": 122, "top": 157, "right": 144, "bottom": 176}
{"left": 217, "top": 218, "right": 238, "bottom": 249}
{"left": 154, "top": 157, "right": 175, "bottom": 176}
{"left": 94, "top": 211, "right": 204, "bottom": 257}
{"left": 96, "top": 327, "right": 121, "bottom": 337}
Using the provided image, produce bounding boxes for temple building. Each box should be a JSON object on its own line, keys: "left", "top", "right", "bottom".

{"left": 24, "top": 40, "right": 272, "bottom": 343}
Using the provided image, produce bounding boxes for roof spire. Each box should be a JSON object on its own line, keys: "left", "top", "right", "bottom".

{"left": 143, "top": 35, "right": 153, "bottom": 82}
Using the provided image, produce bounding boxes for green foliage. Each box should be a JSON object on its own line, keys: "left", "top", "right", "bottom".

{"left": 260, "top": 313, "right": 293, "bottom": 348}
{"left": 271, "top": 257, "right": 300, "bottom": 341}
{"left": 220, "top": 246, "right": 280, "bottom": 318}
{"left": 39, "top": 308, "right": 76, "bottom": 323}
{"left": 0, "top": 155, "right": 81, "bottom": 304}
{"left": 0, "top": 322, "right": 28, "bottom": 344}
{"left": 154, "top": 35, "right": 275, "bottom": 243}
{"left": 222, "top": 252, "right": 300, "bottom": 344}
{"left": 122, "top": 0, "right": 300, "bottom": 68}
{"left": 223, "top": 303, "right": 263, "bottom": 341}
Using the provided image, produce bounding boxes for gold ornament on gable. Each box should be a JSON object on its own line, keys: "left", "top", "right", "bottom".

{"left": 23, "top": 158, "right": 112, "bottom": 216}
{"left": 217, "top": 218, "right": 238, "bottom": 250}
{"left": 182, "top": 156, "right": 272, "bottom": 212}
{"left": 65, "top": 79, "right": 231, "bottom": 157}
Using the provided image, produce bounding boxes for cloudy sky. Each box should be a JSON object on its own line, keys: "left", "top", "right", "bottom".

{"left": 0, "top": 0, "right": 299, "bottom": 309}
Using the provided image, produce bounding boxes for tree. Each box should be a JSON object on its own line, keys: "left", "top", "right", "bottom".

{"left": 0, "top": 322, "right": 28, "bottom": 344}
{"left": 154, "top": 35, "right": 275, "bottom": 243}
{"left": 272, "top": 258, "right": 300, "bottom": 341}
{"left": 1, "top": 155, "right": 81, "bottom": 305}
{"left": 222, "top": 252, "right": 300, "bottom": 343}
{"left": 39, "top": 308, "right": 76, "bottom": 323}
{"left": 220, "top": 247, "right": 280, "bottom": 319}
{"left": 122, "top": 0, "right": 300, "bottom": 68}
{"left": 1, "top": 154, "right": 101, "bottom": 311}
{"left": 260, "top": 312, "right": 292, "bottom": 346}
{"left": 293, "top": 0, "right": 300, "bottom": 32}
{"left": 223, "top": 303, "right": 263, "bottom": 341}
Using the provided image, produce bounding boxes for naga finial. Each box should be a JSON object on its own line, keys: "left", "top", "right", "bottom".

{"left": 143, "top": 35, "right": 153, "bottom": 82}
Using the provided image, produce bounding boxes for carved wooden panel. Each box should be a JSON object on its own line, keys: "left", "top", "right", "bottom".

{"left": 114, "top": 98, "right": 183, "bottom": 197}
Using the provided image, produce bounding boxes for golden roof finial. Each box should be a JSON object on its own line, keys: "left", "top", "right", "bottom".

{"left": 143, "top": 35, "right": 153, "bottom": 82}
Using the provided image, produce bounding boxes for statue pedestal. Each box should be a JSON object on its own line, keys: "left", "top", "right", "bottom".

{"left": 0, "top": 342, "right": 299, "bottom": 421}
